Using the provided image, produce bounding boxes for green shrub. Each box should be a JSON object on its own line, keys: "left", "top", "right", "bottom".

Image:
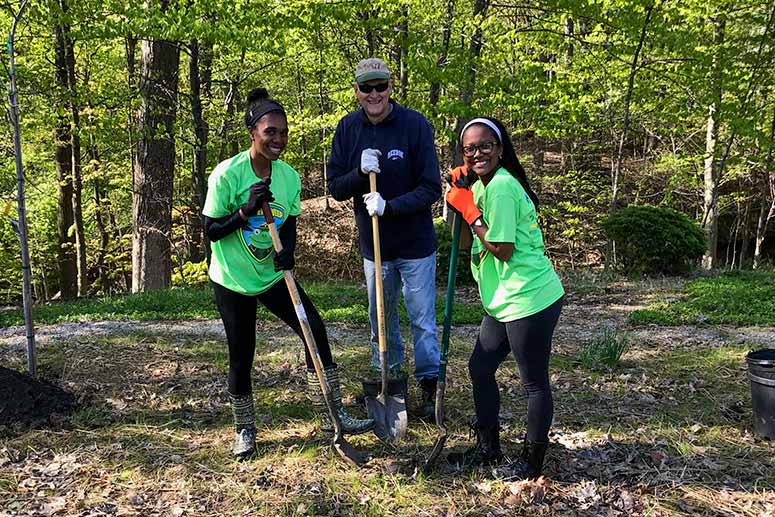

{"left": 577, "top": 328, "right": 629, "bottom": 369}
{"left": 172, "top": 260, "right": 209, "bottom": 287}
{"left": 434, "top": 217, "right": 474, "bottom": 286}
{"left": 603, "top": 205, "right": 705, "bottom": 276}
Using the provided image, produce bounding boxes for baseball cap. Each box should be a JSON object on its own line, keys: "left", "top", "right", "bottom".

{"left": 355, "top": 58, "right": 390, "bottom": 83}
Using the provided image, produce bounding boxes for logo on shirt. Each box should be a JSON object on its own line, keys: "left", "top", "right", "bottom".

{"left": 387, "top": 149, "right": 404, "bottom": 161}
{"left": 240, "top": 202, "right": 286, "bottom": 262}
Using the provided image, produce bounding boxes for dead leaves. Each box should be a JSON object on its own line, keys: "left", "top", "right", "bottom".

{"left": 503, "top": 476, "right": 549, "bottom": 506}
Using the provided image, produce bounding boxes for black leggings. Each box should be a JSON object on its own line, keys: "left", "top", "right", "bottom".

{"left": 468, "top": 297, "right": 563, "bottom": 442}
{"left": 212, "top": 280, "right": 334, "bottom": 397}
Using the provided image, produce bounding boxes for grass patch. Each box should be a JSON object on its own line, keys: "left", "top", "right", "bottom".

{"left": 0, "top": 280, "right": 483, "bottom": 327}
{"left": 630, "top": 271, "right": 775, "bottom": 325}
{"left": 576, "top": 327, "right": 629, "bottom": 369}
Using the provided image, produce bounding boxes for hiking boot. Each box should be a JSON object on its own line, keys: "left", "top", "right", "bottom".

{"left": 232, "top": 426, "right": 257, "bottom": 459}
{"left": 307, "top": 365, "right": 374, "bottom": 436}
{"left": 230, "top": 393, "right": 256, "bottom": 459}
{"left": 418, "top": 377, "right": 437, "bottom": 421}
{"left": 357, "top": 367, "right": 406, "bottom": 406}
{"left": 498, "top": 438, "right": 548, "bottom": 480}
{"left": 447, "top": 422, "right": 504, "bottom": 468}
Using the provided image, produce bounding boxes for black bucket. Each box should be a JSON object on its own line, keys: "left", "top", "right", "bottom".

{"left": 746, "top": 349, "right": 775, "bottom": 440}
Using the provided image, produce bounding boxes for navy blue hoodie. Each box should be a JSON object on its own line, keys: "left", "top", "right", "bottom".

{"left": 327, "top": 101, "right": 441, "bottom": 261}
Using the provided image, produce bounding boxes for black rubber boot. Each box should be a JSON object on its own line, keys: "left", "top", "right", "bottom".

{"left": 230, "top": 393, "right": 256, "bottom": 459}
{"left": 501, "top": 439, "right": 549, "bottom": 480}
{"left": 418, "top": 377, "right": 437, "bottom": 421}
{"left": 447, "top": 422, "right": 504, "bottom": 468}
{"left": 307, "top": 366, "right": 375, "bottom": 436}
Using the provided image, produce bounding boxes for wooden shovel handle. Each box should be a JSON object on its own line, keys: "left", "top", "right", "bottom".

{"left": 369, "top": 173, "right": 389, "bottom": 397}
{"left": 261, "top": 203, "right": 339, "bottom": 428}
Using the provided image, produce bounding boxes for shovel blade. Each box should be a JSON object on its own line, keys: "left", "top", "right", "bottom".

{"left": 363, "top": 373, "right": 409, "bottom": 441}
{"left": 332, "top": 436, "right": 368, "bottom": 467}
{"left": 365, "top": 394, "right": 408, "bottom": 441}
{"left": 423, "top": 432, "right": 447, "bottom": 473}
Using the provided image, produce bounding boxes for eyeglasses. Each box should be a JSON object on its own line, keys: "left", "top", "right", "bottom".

{"left": 358, "top": 82, "right": 389, "bottom": 94}
{"left": 462, "top": 142, "right": 497, "bottom": 157}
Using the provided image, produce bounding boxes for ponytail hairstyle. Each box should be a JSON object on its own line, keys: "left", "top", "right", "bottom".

{"left": 478, "top": 117, "right": 539, "bottom": 210}
{"left": 244, "top": 87, "right": 285, "bottom": 129}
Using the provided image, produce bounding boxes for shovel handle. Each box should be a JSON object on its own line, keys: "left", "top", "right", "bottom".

{"left": 369, "top": 173, "right": 389, "bottom": 397}
{"left": 261, "top": 203, "right": 341, "bottom": 434}
{"left": 438, "top": 212, "right": 463, "bottom": 384}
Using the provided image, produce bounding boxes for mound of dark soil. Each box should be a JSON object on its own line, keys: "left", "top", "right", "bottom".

{"left": 0, "top": 366, "right": 76, "bottom": 431}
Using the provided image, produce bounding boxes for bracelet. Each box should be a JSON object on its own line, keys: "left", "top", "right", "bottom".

{"left": 238, "top": 208, "right": 248, "bottom": 221}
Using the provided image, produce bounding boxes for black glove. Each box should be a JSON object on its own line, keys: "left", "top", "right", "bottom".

{"left": 242, "top": 179, "right": 273, "bottom": 217}
{"left": 273, "top": 247, "right": 295, "bottom": 271}
{"left": 273, "top": 215, "right": 297, "bottom": 272}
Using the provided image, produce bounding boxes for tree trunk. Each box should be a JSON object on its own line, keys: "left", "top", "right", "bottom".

{"left": 753, "top": 103, "right": 775, "bottom": 268}
{"left": 362, "top": 9, "right": 376, "bottom": 55}
{"left": 218, "top": 50, "right": 244, "bottom": 162}
{"left": 701, "top": 15, "right": 725, "bottom": 270}
{"left": 564, "top": 17, "right": 574, "bottom": 64}
{"left": 52, "top": 1, "right": 77, "bottom": 300}
{"left": 88, "top": 129, "right": 111, "bottom": 293}
{"left": 55, "top": 0, "right": 87, "bottom": 297}
{"left": 610, "top": 3, "right": 654, "bottom": 213}
{"left": 397, "top": 5, "right": 408, "bottom": 102}
{"left": 429, "top": 0, "right": 455, "bottom": 108}
{"left": 132, "top": 29, "right": 180, "bottom": 292}
{"left": 318, "top": 42, "right": 330, "bottom": 210}
{"left": 738, "top": 198, "right": 750, "bottom": 268}
{"left": 450, "top": 0, "right": 490, "bottom": 164}
{"left": 189, "top": 38, "right": 208, "bottom": 263}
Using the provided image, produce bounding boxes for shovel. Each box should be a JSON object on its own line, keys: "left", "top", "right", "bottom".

{"left": 364, "top": 172, "right": 409, "bottom": 442}
{"left": 261, "top": 202, "right": 367, "bottom": 467}
{"left": 423, "top": 211, "right": 463, "bottom": 472}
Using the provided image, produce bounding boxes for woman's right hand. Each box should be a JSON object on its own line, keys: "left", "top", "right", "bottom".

{"left": 242, "top": 180, "right": 274, "bottom": 216}
{"left": 443, "top": 166, "right": 477, "bottom": 189}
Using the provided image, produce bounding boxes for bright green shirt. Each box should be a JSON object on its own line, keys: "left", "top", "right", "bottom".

{"left": 203, "top": 151, "right": 301, "bottom": 295}
{"left": 470, "top": 167, "right": 564, "bottom": 322}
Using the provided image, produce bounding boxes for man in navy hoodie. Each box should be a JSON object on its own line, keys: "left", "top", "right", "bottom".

{"left": 327, "top": 57, "right": 442, "bottom": 420}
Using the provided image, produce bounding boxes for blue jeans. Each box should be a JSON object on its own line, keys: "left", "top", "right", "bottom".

{"left": 363, "top": 253, "right": 439, "bottom": 381}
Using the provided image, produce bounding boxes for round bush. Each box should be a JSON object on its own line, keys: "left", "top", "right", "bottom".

{"left": 603, "top": 205, "right": 706, "bottom": 276}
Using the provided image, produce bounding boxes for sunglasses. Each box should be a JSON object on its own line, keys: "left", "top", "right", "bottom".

{"left": 358, "top": 82, "right": 389, "bottom": 94}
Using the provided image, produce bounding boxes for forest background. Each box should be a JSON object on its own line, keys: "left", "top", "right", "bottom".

{"left": 2, "top": 0, "right": 775, "bottom": 302}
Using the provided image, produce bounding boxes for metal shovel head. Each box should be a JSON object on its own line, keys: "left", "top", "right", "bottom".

{"left": 362, "top": 373, "right": 409, "bottom": 441}
{"left": 423, "top": 383, "right": 447, "bottom": 472}
{"left": 332, "top": 435, "right": 368, "bottom": 467}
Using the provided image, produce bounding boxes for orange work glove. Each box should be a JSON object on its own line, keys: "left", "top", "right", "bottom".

{"left": 443, "top": 166, "right": 477, "bottom": 189}
{"left": 446, "top": 187, "right": 482, "bottom": 225}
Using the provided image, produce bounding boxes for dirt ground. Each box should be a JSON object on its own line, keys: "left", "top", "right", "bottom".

{"left": 1, "top": 280, "right": 774, "bottom": 516}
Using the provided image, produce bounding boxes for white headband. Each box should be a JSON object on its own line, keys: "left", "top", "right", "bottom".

{"left": 461, "top": 118, "right": 502, "bottom": 144}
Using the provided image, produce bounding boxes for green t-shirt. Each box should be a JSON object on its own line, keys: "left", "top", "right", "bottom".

{"left": 203, "top": 151, "right": 301, "bottom": 295}
{"left": 470, "top": 167, "right": 564, "bottom": 322}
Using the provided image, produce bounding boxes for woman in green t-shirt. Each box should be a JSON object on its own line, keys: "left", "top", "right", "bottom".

{"left": 202, "top": 88, "right": 373, "bottom": 459}
{"left": 445, "top": 117, "right": 564, "bottom": 480}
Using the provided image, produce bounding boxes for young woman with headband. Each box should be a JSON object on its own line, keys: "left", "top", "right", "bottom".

{"left": 445, "top": 117, "right": 564, "bottom": 480}
{"left": 203, "top": 88, "right": 373, "bottom": 459}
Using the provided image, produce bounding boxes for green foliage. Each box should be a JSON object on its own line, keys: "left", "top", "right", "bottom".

{"left": 604, "top": 205, "right": 706, "bottom": 276}
{"left": 3, "top": 0, "right": 775, "bottom": 299}
{"left": 577, "top": 328, "right": 629, "bottom": 369}
{"left": 630, "top": 271, "right": 775, "bottom": 326}
{"left": 172, "top": 260, "right": 209, "bottom": 287}
{"left": 433, "top": 217, "right": 474, "bottom": 286}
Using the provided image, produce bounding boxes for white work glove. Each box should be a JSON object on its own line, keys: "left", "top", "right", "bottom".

{"left": 360, "top": 148, "right": 382, "bottom": 175}
{"left": 362, "top": 191, "right": 387, "bottom": 217}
